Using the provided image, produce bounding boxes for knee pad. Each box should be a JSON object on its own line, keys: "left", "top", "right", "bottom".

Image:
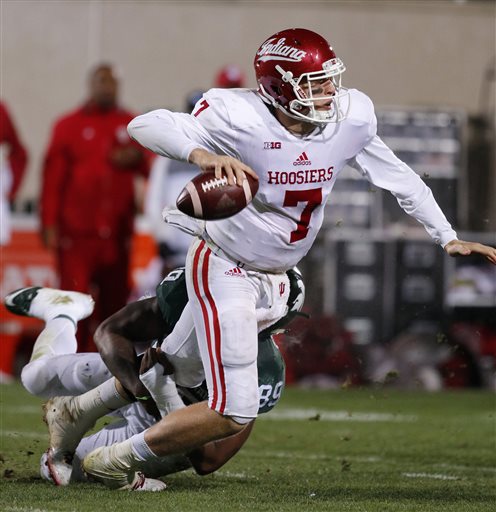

{"left": 219, "top": 309, "right": 258, "bottom": 366}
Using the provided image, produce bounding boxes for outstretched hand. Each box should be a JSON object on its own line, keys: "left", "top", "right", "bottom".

{"left": 444, "top": 239, "right": 496, "bottom": 265}
{"left": 189, "top": 148, "right": 258, "bottom": 186}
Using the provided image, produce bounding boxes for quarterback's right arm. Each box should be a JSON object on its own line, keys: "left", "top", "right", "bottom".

{"left": 128, "top": 109, "right": 209, "bottom": 162}
{"left": 128, "top": 93, "right": 257, "bottom": 185}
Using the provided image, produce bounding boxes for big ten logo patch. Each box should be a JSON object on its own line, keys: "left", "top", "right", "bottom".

{"left": 264, "top": 141, "right": 282, "bottom": 150}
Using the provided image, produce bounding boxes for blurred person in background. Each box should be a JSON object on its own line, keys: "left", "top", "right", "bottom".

{"left": 0, "top": 101, "right": 28, "bottom": 246}
{"left": 39, "top": 63, "right": 150, "bottom": 352}
{"left": 0, "top": 100, "right": 28, "bottom": 383}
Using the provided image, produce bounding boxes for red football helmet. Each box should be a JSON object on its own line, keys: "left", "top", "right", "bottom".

{"left": 254, "top": 28, "right": 348, "bottom": 124}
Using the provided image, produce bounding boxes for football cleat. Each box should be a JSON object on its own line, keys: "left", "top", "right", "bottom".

{"left": 44, "top": 447, "right": 74, "bottom": 486}
{"left": 39, "top": 450, "right": 54, "bottom": 483}
{"left": 126, "top": 472, "right": 167, "bottom": 492}
{"left": 43, "top": 396, "right": 97, "bottom": 485}
{"left": 5, "top": 287, "right": 94, "bottom": 323}
{"left": 83, "top": 445, "right": 166, "bottom": 491}
{"left": 4, "top": 286, "right": 42, "bottom": 316}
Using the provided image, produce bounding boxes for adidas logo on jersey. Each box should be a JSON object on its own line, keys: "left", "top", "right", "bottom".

{"left": 293, "top": 152, "right": 312, "bottom": 166}
{"left": 224, "top": 266, "right": 245, "bottom": 278}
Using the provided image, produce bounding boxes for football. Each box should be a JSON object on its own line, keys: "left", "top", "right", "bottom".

{"left": 176, "top": 172, "right": 259, "bottom": 220}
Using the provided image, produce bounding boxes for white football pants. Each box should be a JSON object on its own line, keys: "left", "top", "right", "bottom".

{"left": 185, "top": 237, "right": 289, "bottom": 422}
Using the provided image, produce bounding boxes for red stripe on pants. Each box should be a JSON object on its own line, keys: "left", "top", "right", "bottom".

{"left": 191, "top": 241, "right": 225, "bottom": 412}
{"left": 201, "top": 246, "right": 226, "bottom": 414}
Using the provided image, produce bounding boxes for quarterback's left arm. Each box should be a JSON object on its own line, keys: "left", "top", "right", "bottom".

{"left": 350, "top": 135, "right": 457, "bottom": 247}
{"left": 351, "top": 136, "right": 496, "bottom": 263}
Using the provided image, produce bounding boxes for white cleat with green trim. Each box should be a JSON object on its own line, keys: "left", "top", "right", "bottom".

{"left": 5, "top": 286, "right": 94, "bottom": 323}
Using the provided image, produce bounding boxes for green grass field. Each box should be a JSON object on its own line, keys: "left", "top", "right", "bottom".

{"left": 1, "top": 382, "right": 495, "bottom": 511}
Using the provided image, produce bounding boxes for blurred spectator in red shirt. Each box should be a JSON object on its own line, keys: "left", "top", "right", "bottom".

{"left": 0, "top": 101, "right": 28, "bottom": 245}
{"left": 40, "top": 63, "right": 150, "bottom": 351}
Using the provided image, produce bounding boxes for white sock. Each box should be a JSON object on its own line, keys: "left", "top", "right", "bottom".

{"left": 130, "top": 431, "right": 158, "bottom": 461}
{"left": 139, "top": 366, "right": 185, "bottom": 417}
{"left": 72, "top": 378, "right": 131, "bottom": 423}
{"left": 29, "top": 317, "right": 78, "bottom": 362}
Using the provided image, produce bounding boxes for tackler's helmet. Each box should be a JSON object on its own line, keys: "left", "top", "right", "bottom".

{"left": 254, "top": 28, "right": 348, "bottom": 124}
{"left": 259, "top": 267, "right": 306, "bottom": 337}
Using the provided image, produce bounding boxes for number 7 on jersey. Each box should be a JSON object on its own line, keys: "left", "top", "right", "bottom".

{"left": 283, "top": 188, "right": 323, "bottom": 243}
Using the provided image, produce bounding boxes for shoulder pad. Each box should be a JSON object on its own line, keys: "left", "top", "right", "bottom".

{"left": 345, "top": 89, "right": 376, "bottom": 128}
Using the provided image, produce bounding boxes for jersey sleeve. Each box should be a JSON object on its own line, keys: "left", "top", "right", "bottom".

{"left": 127, "top": 90, "right": 238, "bottom": 162}
{"left": 349, "top": 134, "right": 457, "bottom": 247}
{"left": 189, "top": 90, "right": 241, "bottom": 159}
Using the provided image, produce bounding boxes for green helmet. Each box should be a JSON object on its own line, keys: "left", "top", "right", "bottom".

{"left": 259, "top": 266, "right": 306, "bottom": 337}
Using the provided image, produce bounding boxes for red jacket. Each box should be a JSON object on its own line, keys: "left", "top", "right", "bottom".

{"left": 41, "top": 103, "right": 149, "bottom": 238}
{"left": 0, "top": 101, "right": 28, "bottom": 200}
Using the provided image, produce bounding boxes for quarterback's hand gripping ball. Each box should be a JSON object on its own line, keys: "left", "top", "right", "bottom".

{"left": 176, "top": 172, "right": 259, "bottom": 220}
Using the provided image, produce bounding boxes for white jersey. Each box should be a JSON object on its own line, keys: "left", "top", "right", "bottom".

{"left": 129, "top": 88, "right": 457, "bottom": 273}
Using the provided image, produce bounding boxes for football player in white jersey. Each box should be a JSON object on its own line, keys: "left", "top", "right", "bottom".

{"left": 46, "top": 28, "right": 496, "bottom": 489}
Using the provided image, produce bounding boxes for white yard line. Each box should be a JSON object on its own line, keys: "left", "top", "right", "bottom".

{"left": 247, "top": 450, "right": 382, "bottom": 463}
{"left": 247, "top": 451, "right": 493, "bottom": 476}
{"left": 5, "top": 508, "right": 51, "bottom": 512}
{"left": 215, "top": 471, "right": 256, "bottom": 480}
{"left": 435, "top": 463, "right": 496, "bottom": 473}
{"left": 402, "top": 472, "right": 460, "bottom": 481}
{"left": 260, "top": 408, "right": 417, "bottom": 422}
